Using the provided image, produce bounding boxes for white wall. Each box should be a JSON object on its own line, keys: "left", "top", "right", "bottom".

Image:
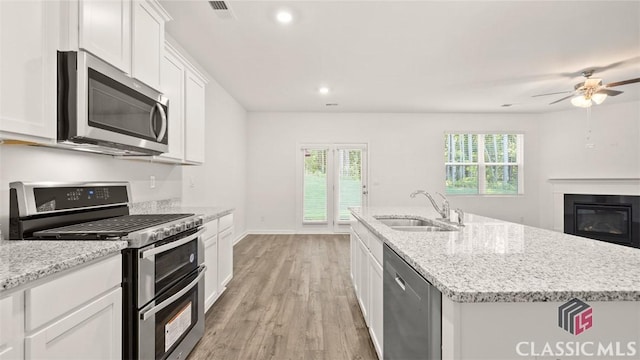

{"left": 182, "top": 77, "right": 247, "bottom": 236}
{"left": 0, "top": 145, "right": 182, "bottom": 235}
{"left": 537, "top": 100, "right": 640, "bottom": 229}
{"left": 246, "top": 112, "right": 541, "bottom": 232}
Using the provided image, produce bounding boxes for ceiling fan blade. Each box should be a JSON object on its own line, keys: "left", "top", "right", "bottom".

{"left": 549, "top": 94, "right": 575, "bottom": 105}
{"left": 596, "top": 89, "right": 624, "bottom": 96}
{"left": 605, "top": 78, "right": 640, "bottom": 87}
{"left": 532, "top": 90, "right": 573, "bottom": 98}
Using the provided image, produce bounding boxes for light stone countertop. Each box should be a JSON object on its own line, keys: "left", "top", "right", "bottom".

{"left": 0, "top": 200, "right": 232, "bottom": 293}
{"left": 129, "top": 200, "right": 234, "bottom": 224}
{"left": 0, "top": 239, "right": 127, "bottom": 292}
{"left": 351, "top": 206, "right": 640, "bottom": 303}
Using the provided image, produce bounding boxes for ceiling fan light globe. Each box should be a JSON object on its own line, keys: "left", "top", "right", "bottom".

{"left": 592, "top": 93, "right": 608, "bottom": 105}
{"left": 571, "top": 95, "right": 592, "bottom": 108}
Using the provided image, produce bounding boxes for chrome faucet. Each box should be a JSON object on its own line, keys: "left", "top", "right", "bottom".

{"left": 454, "top": 208, "right": 465, "bottom": 226}
{"left": 410, "top": 190, "right": 450, "bottom": 221}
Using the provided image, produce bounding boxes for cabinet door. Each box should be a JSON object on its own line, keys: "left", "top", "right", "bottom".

{"left": 159, "top": 47, "right": 185, "bottom": 161}
{"left": 369, "top": 257, "right": 383, "bottom": 359}
{"left": 0, "top": 292, "right": 24, "bottom": 360}
{"left": 218, "top": 227, "right": 233, "bottom": 289}
{"left": 184, "top": 69, "right": 206, "bottom": 164}
{"left": 25, "top": 287, "right": 122, "bottom": 360}
{"left": 131, "top": 0, "right": 164, "bottom": 90}
{"left": 357, "top": 235, "right": 370, "bottom": 325}
{"left": 0, "top": 0, "right": 58, "bottom": 140}
{"left": 350, "top": 230, "right": 356, "bottom": 283}
{"left": 79, "top": 0, "right": 131, "bottom": 73}
{"left": 204, "top": 236, "right": 218, "bottom": 312}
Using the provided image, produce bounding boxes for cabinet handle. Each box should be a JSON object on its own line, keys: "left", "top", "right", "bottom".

{"left": 395, "top": 273, "right": 406, "bottom": 291}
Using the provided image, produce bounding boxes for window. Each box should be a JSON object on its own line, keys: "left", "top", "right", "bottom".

{"left": 303, "top": 148, "right": 329, "bottom": 222}
{"left": 444, "top": 133, "right": 523, "bottom": 195}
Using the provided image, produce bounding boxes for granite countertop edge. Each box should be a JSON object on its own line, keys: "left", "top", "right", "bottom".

{"left": 0, "top": 241, "right": 128, "bottom": 293}
{"left": 350, "top": 208, "right": 640, "bottom": 303}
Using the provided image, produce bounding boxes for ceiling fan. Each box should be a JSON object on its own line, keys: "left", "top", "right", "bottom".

{"left": 532, "top": 70, "right": 640, "bottom": 108}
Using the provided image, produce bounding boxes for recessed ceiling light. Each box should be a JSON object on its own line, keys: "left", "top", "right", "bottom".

{"left": 276, "top": 11, "right": 293, "bottom": 24}
{"left": 319, "top": 86, "right": 330, "bottom": 95}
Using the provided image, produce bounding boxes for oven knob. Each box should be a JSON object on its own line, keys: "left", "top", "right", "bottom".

{"left": 164, "top": 227, "right": 172, "bottom": 237}
{"left": 149, "top": 231, "right": 157, "bottom": 242}
{"left": 186, "top": 220, "right": 194, "bottom": 229}
{"left": 178, "top": 222, "right": 186, "bottom": 232}
{"left": 195, "top": 217, "right": 204, "bottom": 226}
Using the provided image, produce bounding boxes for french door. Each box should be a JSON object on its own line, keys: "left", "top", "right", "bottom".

{"left": 298, "top": 144, "right": 368, "bottom": 233}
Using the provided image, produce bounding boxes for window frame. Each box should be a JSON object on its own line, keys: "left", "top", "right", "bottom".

{"left": 444, "top": 132, "right": 524, "bottom": 196}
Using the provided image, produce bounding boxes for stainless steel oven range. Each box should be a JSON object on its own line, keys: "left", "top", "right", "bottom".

{"left": 9, "top": 181, "right": 206, "bottom": 360}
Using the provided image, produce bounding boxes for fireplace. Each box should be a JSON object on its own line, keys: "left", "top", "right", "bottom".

{"left": 564, "top": 194, "right": 640, "bottom": 248}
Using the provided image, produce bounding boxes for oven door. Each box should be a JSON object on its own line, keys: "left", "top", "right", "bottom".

{"left": 138, "top": 266, "right": 205, "bottom": 360}
{"left": 138, "top": 228, "right": 205, "bottom": 307}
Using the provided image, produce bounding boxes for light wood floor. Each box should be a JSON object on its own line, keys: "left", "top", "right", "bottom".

{"left": 187, "top": 234, "right": 378, "bottom": 360}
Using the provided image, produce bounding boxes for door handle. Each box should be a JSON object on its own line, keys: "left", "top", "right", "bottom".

{"left": 395, "top": 273, "right": 406, "bottom": 291}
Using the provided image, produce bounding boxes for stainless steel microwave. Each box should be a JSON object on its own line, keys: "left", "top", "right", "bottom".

{"left": 57, "top": 51, "right": 169, "bottom": 155}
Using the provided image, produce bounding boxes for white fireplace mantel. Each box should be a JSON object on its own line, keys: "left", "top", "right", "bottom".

{"left": 548, "top": 178, "right": 640, "bottom": 232}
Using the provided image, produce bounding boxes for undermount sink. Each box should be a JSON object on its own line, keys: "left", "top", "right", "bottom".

{"left": 374, "top": 216, "right": 458, "bottom": 232}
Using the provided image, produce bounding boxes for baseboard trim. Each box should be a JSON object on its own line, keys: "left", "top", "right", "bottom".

{"left": 233, "top": 230, "right": 249, "bottom": 246}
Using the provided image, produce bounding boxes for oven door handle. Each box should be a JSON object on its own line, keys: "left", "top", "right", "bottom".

{"left": 140, "top": 228, "right": 204, "bottom": 259}
{"left": 140, "top": 266, "right": 206, "bottom": 321}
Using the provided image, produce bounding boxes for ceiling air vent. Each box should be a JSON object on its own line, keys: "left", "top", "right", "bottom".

{"left": 209, "top": 1, "right": 237, "bottom": 20}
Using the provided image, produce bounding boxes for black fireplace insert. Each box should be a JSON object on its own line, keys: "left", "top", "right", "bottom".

{"left": 564, "top": 194, "right": 640, "bottom": 248}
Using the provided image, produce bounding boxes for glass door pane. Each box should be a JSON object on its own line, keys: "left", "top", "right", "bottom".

{"left": 337, "top": 149, "right": 363, "bottom": 222}
{"left": 303, "top": 149, "right": 328, "bottom": 223}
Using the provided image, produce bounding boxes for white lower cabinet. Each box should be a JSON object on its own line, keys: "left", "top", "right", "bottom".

{"left": 0, "top": 254, "right": 122, "bottom": 360}
{"left": 203, "top": 223, "right": 219, "bottom": 312}
{"left": 356, "top": 232, "right": 370, "bottom": 325}
{"left": 218, "top": 227, "right": 233, "bottom": 288}
{"left": 0, "top": 292, "right": 24, "bottom": 360}
{"left": 352, "top": 219, "right": 383, "bottom": 359}
{"left": 25, "top": 288, "right": 122, "bottom": 360}
{"left": 369, "top": 256, "right": 383, "bottom": 358}
{"left": 202, "top": 213, "right": 234, "bottom": 312}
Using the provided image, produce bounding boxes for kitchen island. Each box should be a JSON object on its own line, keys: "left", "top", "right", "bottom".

{"left": 351, "top": 206, "right": 640, "bottom": 360}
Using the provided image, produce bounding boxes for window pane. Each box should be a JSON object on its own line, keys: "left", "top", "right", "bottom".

{"left": 337, "top": 149, "right": 362, "bottom": 221}
{"left": 445, "top": 165, "right": 478, "bottom": 194}
{"left": 303, "top": 149, "right": 327, "bottom": 222}
{"left": 484, "top": 134, "right": 517, "bottom": 163}
{"left": 486, "top": 165, "right": 518, "bottom": 194}
{"left": 444, "top": 134, "right": 478, "bottom": 163}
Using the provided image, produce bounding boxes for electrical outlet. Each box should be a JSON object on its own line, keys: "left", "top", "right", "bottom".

{"left": 150, "top": 175, "right": 156, "bottom": 189}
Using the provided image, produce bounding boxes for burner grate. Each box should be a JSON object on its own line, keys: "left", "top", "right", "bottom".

{"left": 34, "top": 214, "right": 193, "bottom": 237}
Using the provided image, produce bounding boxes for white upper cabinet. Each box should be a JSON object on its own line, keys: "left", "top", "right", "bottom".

{"left": 157, "top": 42, "right": 208, "bottom": 164}
{"left": 0, "top": 1, "right": 59, "bottom": 141}
{"left": 79, "top": 0, "right": 170, "bottom": 90}
{"left": 132, "top": 0, "right": 169, "bottom": 90}
{"left": 79, "top": 0, "right": 132, "bottom": 74}
{"left": 184, "top": 69, "right": 206, "bottom": 164}
{"left": 160, "top": 45, "right": 185, "bottom": 161}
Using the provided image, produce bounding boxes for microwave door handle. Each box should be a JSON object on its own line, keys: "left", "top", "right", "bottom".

{"left": 140, "top": 228, "right": 204, "bottom": 259}
{"left": 139, "top": 266, "right": 206, "bottom": 321}
{"left": 152, "top": 103, "right": 167, "bottom": 142}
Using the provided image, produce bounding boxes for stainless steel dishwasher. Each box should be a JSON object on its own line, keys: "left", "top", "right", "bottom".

{"left": 384, "top": 244, "right": 442, "bottom": 360}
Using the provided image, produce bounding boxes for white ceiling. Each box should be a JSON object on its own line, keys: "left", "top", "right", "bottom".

{"left": 160, "top": 0, "right": 640, "bottom": 113}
